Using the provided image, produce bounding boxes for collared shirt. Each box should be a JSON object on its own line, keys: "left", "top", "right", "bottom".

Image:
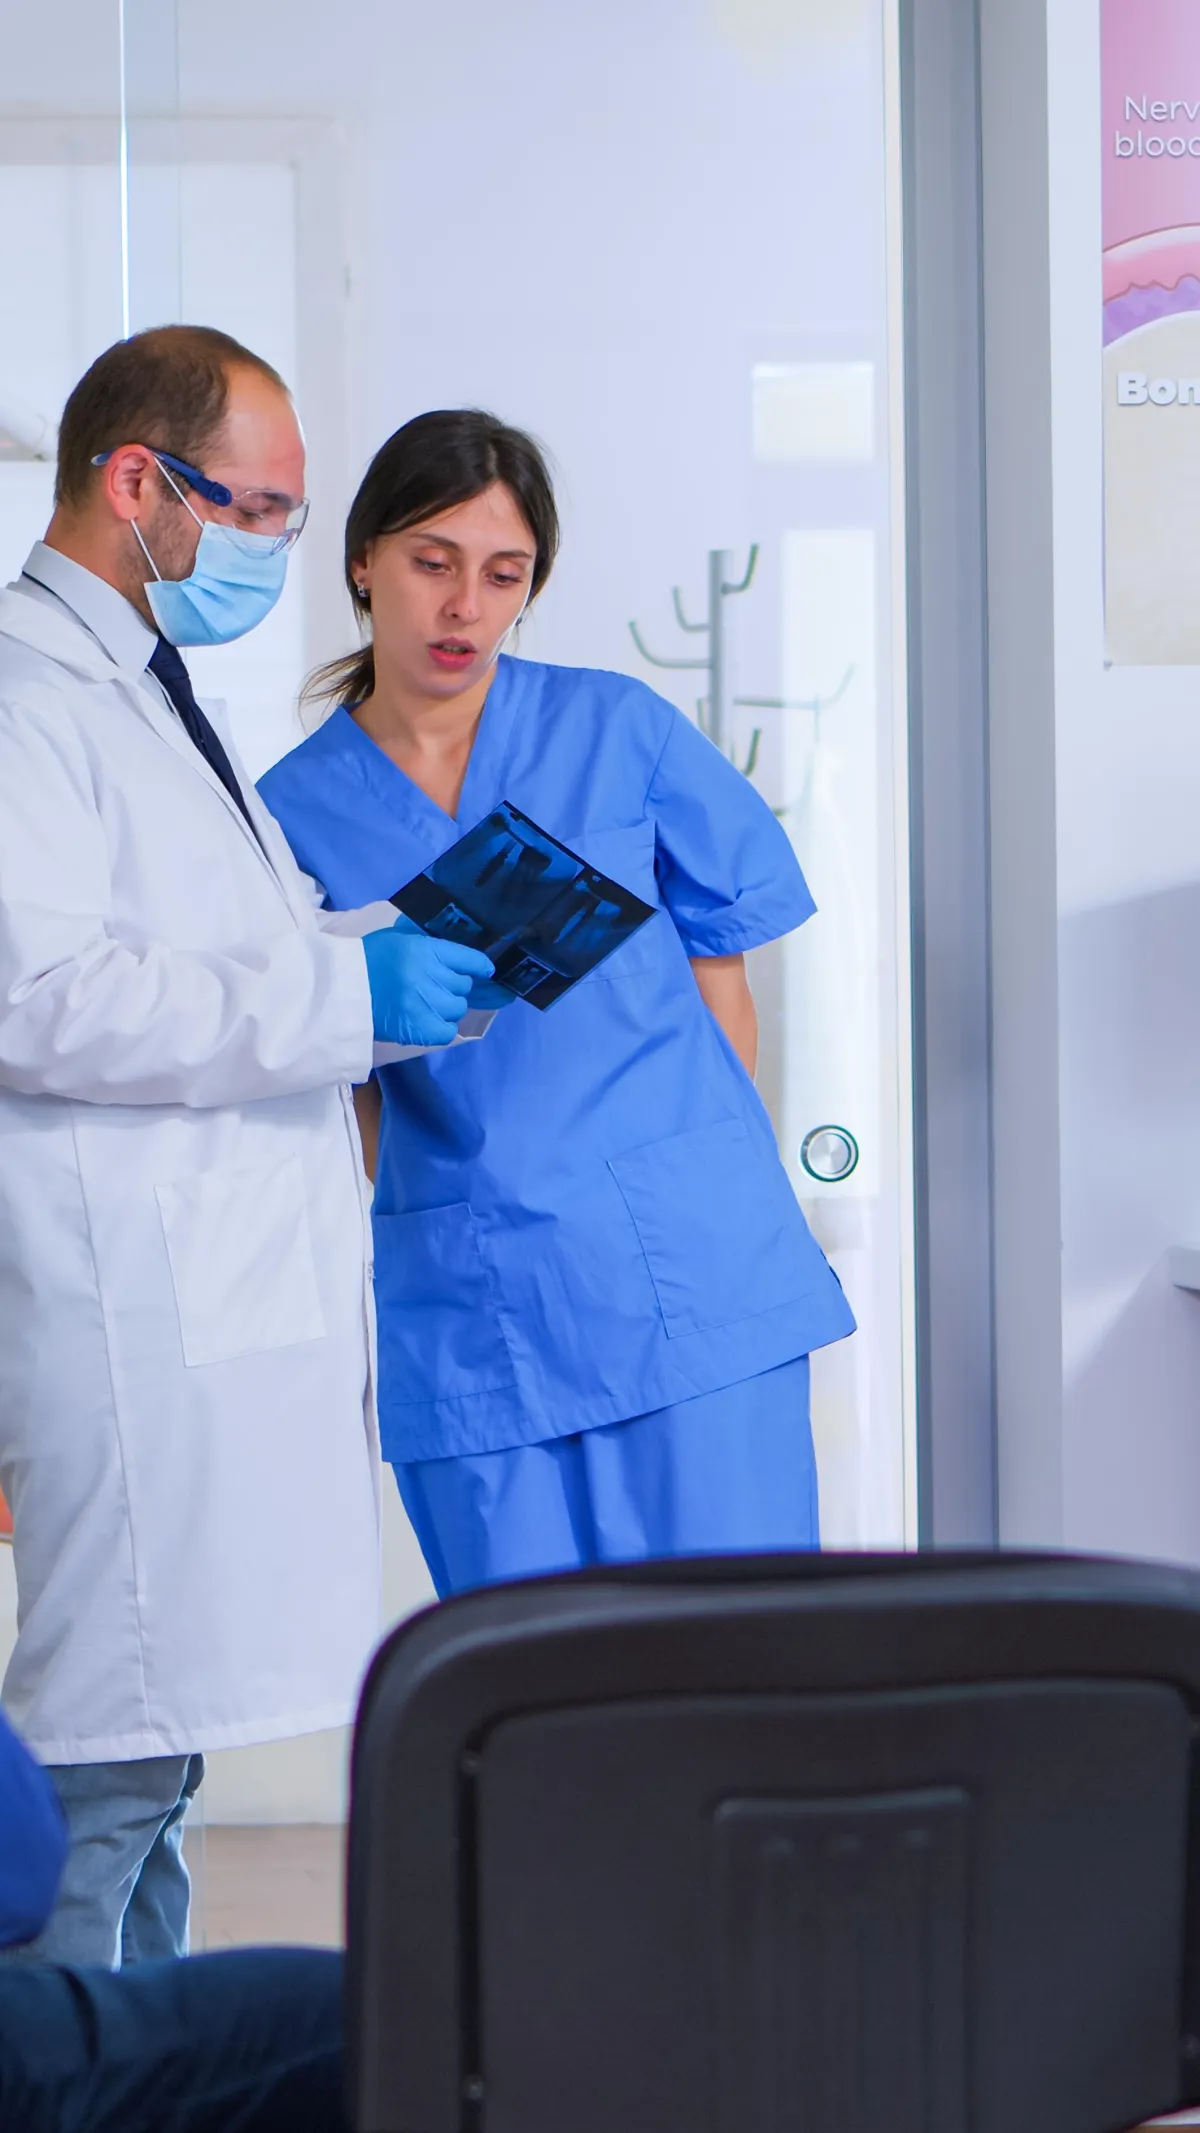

{"left": 19, "top": 542, "right": 267, "bottom": 849}
{"left": 17, "top": 540, "right": 175, "bottom": 722}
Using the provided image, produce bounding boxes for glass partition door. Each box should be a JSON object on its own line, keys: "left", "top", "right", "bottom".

{"left": 0, "top": 0, "right": 916, "bottom": 1903}
{"left": 137, "top": 0, "right": 917, "bottom": 1560}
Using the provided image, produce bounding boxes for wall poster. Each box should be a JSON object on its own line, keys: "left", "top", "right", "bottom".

{"left": 1103, "top": 0, "right": 1200, "bottom": 662}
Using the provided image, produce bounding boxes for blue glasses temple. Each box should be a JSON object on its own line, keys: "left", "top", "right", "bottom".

{"left": 90, "top": 448, "right": 233, "bottom": 508}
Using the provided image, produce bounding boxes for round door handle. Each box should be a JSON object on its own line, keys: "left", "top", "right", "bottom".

{"left": 799, "top": 1124, "right": 860, "bottom": 1183}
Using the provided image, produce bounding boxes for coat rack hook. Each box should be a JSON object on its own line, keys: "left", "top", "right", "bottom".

{"left": 734, "top": 665, "right": 857, "bottom": 715}
{"left": 627, "top": 619, "right": 708, "bottom": 671}
{"left": 720, "top": 543, "right": 759, "bottom": 598}
{"left": 671, "top": 586, "right": 707, "bottom": 634}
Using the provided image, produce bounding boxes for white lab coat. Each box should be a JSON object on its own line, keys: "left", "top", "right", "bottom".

{"left": 0, "top": 581, "right": 389, "bottom": 1762}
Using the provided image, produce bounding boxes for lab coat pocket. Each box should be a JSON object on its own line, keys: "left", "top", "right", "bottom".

{"left": 156, "top": 1155, "right": 326, "bottom": 1367}
{"left": 609, "top": 1118, "right": 823, "bottom": 1338}
{"left": 373, "top": 1205, "right": 516, "bottom": 1405}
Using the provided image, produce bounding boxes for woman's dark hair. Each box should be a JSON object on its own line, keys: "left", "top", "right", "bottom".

{"left": 303, "top": 408, "right": 560, "bottom": 713}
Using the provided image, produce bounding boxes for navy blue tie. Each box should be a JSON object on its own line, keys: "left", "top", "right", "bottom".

{"left": 147, "top": 636, "right": 259, "bottom": 837}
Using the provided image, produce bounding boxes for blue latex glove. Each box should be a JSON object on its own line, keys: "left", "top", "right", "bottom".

{"left": 389, "top": 912, "right": 516, "bottom": 1015}
{"left": 363, "top": 922, "right": 496, "bottom": 1047}
{"left": 466, "top": 975, "right": 519, "bottom": 1011}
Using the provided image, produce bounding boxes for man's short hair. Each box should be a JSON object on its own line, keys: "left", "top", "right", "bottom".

{"left": 55, "top": 324, "right": 290, "bottom": 507}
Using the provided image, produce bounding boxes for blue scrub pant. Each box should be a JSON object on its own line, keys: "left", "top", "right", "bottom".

{"left": 0, "top": 1946, "right": 346, "bottom": 2133}
{"left": 394, "top": 1355, "right": 817, "bottom": 1597}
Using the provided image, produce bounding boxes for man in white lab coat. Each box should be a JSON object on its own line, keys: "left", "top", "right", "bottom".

{"left": 0, "top": 325, "right": 493, "bottom": 1967}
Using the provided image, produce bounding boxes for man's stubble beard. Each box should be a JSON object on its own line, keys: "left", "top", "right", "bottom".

{"left": 121, "top": 495, "right": 194, "bottom": 629}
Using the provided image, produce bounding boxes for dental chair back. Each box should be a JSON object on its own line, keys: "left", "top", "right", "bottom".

{"left": 347, "top": 1550, "right": 1200, "bottom": 2133}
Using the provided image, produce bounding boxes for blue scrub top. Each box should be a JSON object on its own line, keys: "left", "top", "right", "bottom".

{"left": 259, "top": 657, "right": 855, "bottom": 1462}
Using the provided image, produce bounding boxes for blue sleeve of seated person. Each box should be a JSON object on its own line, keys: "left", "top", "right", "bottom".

{"left": 0, "top": 1708, "right": 67, "bottom": 1946}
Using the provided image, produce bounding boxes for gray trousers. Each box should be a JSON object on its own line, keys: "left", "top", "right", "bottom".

{"left": 0, "top": 1753, "right": 205, "bottom": 1970}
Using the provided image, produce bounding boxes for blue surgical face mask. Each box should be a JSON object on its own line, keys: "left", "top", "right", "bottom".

{"left": 132, "top": 465, "right": 290, "bottom": 647}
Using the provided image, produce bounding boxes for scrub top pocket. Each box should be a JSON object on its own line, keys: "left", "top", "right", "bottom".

{"left": 609, "top": 1118, "right": 823, "bottom": 1338}
{"left": 156, "top": 1155, "right": 326, "bottom": 1368}
{"left": 373, "top": 1204, "right": 516, "bottom": 1406}
{"left": 560, "top": 819, "right": 661, "bottom": 986}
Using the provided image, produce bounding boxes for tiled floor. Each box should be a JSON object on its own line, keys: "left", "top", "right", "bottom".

{"left": 184, "top": 1825, "right": 344, "bottom": 1950}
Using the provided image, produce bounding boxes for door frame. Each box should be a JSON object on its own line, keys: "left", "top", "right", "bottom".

{"left": 898, "top": 0, "right": 1062, "bottom": 1545}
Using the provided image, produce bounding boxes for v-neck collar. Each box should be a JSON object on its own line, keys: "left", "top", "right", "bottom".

{"left": 338, "top": 654, "right": 523, "bottom": 837}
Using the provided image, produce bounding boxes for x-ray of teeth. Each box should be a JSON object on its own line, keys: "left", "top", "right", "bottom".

{"left": 391, "top": 802, "right": 656, "bottom": 1009}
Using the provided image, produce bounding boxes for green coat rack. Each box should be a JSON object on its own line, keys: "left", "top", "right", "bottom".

{"left": 629, "top": 544, "right": 853, "bottom": 783}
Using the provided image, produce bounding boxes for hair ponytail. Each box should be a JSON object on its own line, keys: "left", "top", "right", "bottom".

{"left": 300, "top": 643, "right": 375, "bottom": 722}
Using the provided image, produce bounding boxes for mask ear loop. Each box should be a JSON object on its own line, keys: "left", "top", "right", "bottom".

{"left": 130, "top": 518, "right": 164, "bottom": 584}
{"left": 132, "top": 455, "right": 205, "bottom": 585}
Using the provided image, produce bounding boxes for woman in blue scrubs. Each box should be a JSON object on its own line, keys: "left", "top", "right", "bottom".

{"left": 258, "top": 410, "right": 855, "bottom": 1595}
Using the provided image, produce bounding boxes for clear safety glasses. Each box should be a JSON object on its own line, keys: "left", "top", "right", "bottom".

{"left": 91, "top": 446, "right": 310, "bottom": 554}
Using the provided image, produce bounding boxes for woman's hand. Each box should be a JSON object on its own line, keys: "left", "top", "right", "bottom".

{"left": 689, "top": 953, "right": 758, "bottom": 1079}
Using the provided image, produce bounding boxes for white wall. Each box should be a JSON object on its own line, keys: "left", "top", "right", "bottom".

{"left": 165, "top": 0, "right": 890, "bottom": 697}
{"left": 988, "top": 0, "right": 1200, "bottom": 1561}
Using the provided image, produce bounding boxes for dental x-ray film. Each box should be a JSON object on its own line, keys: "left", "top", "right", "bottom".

{"left": 391, "top": 802, "right": 655, "bottom": 1009}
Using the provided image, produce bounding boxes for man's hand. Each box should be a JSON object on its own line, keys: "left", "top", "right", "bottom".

{"left": 363, "top": 923, "right": 496, "bottom": 1048}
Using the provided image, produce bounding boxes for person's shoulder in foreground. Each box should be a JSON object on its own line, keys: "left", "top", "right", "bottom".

{"left": 0, "top": 1708, "right": 66, "bottom": 1948}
